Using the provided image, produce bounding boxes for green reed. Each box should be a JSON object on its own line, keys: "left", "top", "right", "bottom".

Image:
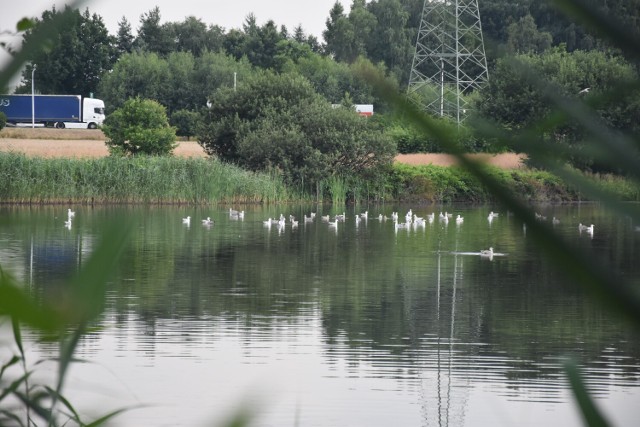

{"left": 0, "top": 153, "right": 298, "bottom": 204}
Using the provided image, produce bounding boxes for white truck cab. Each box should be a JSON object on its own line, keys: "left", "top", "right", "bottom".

{"left": 82, "top": 97, "right": 105, "bottom": 129}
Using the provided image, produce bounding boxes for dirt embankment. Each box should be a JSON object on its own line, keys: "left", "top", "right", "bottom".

{"left": 0, "top": 128, "right": 526, "bottom": 167}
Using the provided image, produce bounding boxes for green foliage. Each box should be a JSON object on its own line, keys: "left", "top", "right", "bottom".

{"left": 0, "top": 219, "right": 132, "bottom": 427}
{"left": 102, "top": 98, "right": 177, "bottom": 156}
{"left": 98, "top": 50, "right": 252, "bottom": 114}
{"left": 170, "top": 109, "right": 200, "bottom": 138}
{"left": 0, "top": 112, "right": 6, "bottom": 130}
{"left": 197, "top": 70, "right": 396, "bottom": 194}
{"left": 506, "top": 14, "right": 553, "bottom": 54}
{"left": 476, "top": 46, "right": 640, "bottom": 172}
{"left": 322, "top": 0, "right": 414, "bottom": 84}
{"left": 16, "top": 6, "right": 116, "bottom": 96}
{"left": 388, "top": 118, "right": 492, "bottom": 154}
{"left": 0, "top": 152, "right": 297, "bottom": 204}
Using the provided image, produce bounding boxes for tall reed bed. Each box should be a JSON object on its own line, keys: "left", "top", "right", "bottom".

{"left": 0, "top": 153, "right": 298, "bottom": 204}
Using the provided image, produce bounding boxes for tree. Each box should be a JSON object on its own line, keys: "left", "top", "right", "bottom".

{"left": 135, "top": 7, "right": 175, "bottom": 55}
{"left": 170, "top": 109, "right": 200, "bottom": 139}
{"left": 476, "top": 47, "right": 639, "bottom": 172}
{"left": 366, "top": 0, "right": 414, "bottom": 84}
{"left": 197, "top": 71, "right": 395, "bottom": 190}
{"left": 17, "top": 6, "right": 116, "bottom": 96}
{"left": 102, "top": 97, "right": 177, "bottom": 156}
{"left": 97, "top": 51, "right": 170, "bottom": 112}
{"left": 244, "top": 20, "right": 284, "bottom": 69}
{"left": 506, "top": 14, "right": 552, "bottom": 54}
{"left": 116, "top": 16, "right": 135, "bottom": 56}
{"left": 172, "top": 16, "right": 224, "bottom": 56}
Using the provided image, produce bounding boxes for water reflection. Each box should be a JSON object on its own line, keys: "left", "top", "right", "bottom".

{"left": 1, "top": 204, "right": 639, "bottom": 426}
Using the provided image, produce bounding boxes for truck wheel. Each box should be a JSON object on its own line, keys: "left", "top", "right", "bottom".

{"left": 88, "top": 122, "right": 97, "bottom": 129}
{"left": 55, "top": 122, "right": 66, "bottom": 129}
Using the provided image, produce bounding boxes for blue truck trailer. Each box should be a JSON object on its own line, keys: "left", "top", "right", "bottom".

{"left": 0, "top": 94, "right": 105, "bottom": 129}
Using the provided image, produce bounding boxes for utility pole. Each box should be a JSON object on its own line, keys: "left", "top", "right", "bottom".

{"left": 408, "top": 0, "right": 488, "bottom": 123}
{"left": 31, "top": 64, "right": 37, "bottom": 128}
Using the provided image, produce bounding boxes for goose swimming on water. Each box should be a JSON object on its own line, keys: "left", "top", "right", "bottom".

{"left": 480, "top": 247, "right": 494, "bottom": 257}
{"left": 182, "top": 216, "right": 191, "bottom": 225}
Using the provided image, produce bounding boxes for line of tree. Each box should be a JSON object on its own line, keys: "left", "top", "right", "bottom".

{"left": 5, "top": 1, "right": 639, "bottom": 178}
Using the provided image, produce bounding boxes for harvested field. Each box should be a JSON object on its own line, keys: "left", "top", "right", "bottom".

{"left": 0, "top": 128, "right": 525, "bottom": 167}
{"left": 0, "top": 128, "right": 207, "bottom": 158}
{"left": 395, "top": 152, "right": 526, "bottom": 169}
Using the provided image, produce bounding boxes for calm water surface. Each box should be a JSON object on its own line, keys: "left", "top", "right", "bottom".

{"left": 0, "top": 204, "right": 639, "bottom": 426}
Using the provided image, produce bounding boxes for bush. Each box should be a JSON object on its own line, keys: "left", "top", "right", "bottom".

{"left": 198, "top": 71, "right": 396, "bottom": 193}
{"left": 102, "top": 98, "right": 177, "bottom": 156}
{"left": 0, "top": 111, "right": 6, "bottom": 130}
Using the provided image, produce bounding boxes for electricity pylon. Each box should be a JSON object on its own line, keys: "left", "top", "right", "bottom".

{"left": 408, "top": 0, "right": 489, "bottom": 123}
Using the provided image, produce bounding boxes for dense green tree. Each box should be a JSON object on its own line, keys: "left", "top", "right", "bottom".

{"left": 223, "top": 29, "right": 248, "bottom": 61}
{"left": 367, "top": 0, "right": 414, "bottom": 82}
{"left": 17, "top": 6, "right": 116, "bottom": 96}
{"left": 135, "top": 7, "right": 175, "bottom": 55}
{"left": 197, "top": 71, "right": 395, "bottom": 190}
{"left": 116, "top": 17, "right": 135, "bottom": 56}
{"left": 285, "top": 53, "right": 378, "bottom": 105}
{"left": 506, "top": 14, "right": 552, "bottom": 54}
{"left": 193, "top": 51, "right": 253, "bottom": 104}
{"left": 244, "top": 20, "right": 284, "bottom": 69}
{"left": 97, "top": 51, "right": 170, "bottom": 112}
{"left": 172, "top": 16, "right": 224, "bottom": 56}
{"left": 477, "top": 47, "right": 639, "bottom": 171}
{"left": 99, "top": 49, "right": 254, "bottom": 114}
{"left": 103, "top": 97, "right": 177, "bottom": 156}
{"left": 170, "top": 109, "right": 200, "bottom": 138}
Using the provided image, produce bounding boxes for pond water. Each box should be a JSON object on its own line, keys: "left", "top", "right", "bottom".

{"left": 0, "top": 204, "right": 639, "bottom": 427}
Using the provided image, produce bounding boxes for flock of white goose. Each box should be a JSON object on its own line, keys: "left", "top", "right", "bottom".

{"left": 61, "top": 205, "right": 602, "bottom": 259}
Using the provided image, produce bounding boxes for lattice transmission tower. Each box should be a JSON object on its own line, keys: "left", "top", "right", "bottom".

{"left": 408, "top": 0, "right": 489, "bottom": 123}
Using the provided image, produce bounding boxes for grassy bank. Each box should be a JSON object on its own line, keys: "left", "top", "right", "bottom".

{"left": 0, "top": 152, "right": 296, "bottom": 204}
{"left": 1, "top": 152, "right": 636, "bottom": 205}
{"left": 386, "top": 163, "right": 639, "bottom": 204}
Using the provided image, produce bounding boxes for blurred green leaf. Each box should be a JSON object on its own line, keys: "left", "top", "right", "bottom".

{"left": 0, "top": 270, "right": 64, "bottom": 333}
{"left": 0, "top": 0, "right": 88, "bottom": 92}
{"left": 16, "top": 18, "right": 34, "bottom": 32}
{"left": 565, "top": 360, "right": 611, "bottom": 427}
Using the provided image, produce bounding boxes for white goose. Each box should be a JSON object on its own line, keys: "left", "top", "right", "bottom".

{"left": 456, "top": 214, "right": 464, "bottom": 224}
{"left": 202, "top": 217, "right": 213, "bottom": 226}
{"left": 480, "top": 247, "right": 494, "bottom": 257}
{"left": 67, "top": 208, "right": 75, "bottom": 218}
{"left": 182, "top": 216, "right": 191, "bottom": 225}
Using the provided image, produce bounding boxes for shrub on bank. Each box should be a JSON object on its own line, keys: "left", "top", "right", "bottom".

{"left": 102, "top": 98, "right": 177, "bottom": 156}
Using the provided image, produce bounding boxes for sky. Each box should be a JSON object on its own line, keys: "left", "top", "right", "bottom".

{"left": 0, "top": 0, "right": 351, "bottom": 38}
